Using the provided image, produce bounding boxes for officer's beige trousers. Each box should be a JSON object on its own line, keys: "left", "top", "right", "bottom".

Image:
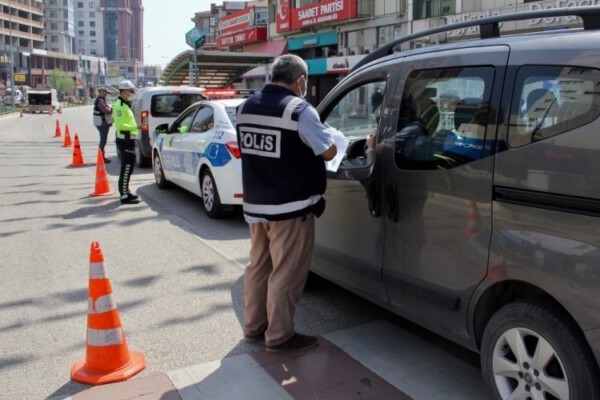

{"left": 244, "top": 214, "right": 314, "bottom": 347}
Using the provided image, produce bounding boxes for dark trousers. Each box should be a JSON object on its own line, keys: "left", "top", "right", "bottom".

{"left": 96, "top": 124, "right": 110, "bottom": 157}
{"left": 116, "top": 138, "right": 135, "bottom": 196}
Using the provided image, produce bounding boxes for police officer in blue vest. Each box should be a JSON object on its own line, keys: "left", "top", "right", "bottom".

{"left": 236, "top": 54, "right": 337, "bottom": 353}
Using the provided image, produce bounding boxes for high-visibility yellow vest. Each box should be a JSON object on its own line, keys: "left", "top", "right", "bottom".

{"left": 112, "top": 97, "right": 138, "bottom": 139}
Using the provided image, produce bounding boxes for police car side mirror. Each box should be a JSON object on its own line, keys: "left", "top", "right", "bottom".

{"left": 156, "top": 123, "right": 169, "bottom": 134}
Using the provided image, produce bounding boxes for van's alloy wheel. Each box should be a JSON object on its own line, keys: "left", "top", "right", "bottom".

{"left": 481, "top": 300, "right": 600, "bottom": 400}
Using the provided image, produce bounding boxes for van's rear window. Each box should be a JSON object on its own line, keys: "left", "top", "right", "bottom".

{"left": 150, "top": 94, "right": 204, "bottom": 117}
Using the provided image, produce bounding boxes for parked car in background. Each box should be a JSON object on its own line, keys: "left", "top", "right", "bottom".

{"left": 152, "top": 98, "right": 245, "bottom": 218}
{"left": 131, "top": 86, "right": 205, "bottom": 167}
{"left": 313, "top": 7, "right": 600, "bottom": 400}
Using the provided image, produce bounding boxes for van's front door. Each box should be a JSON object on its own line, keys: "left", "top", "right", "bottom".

{"left": 313, "top": 69, "right": 398, "bottom": 305}
{"left": 381, "top": 47, "right": 508, "bottom": 336}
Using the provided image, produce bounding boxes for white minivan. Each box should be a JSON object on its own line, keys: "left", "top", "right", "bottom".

{"left": 130, "top": 86, "right": 205, "bottom": 167}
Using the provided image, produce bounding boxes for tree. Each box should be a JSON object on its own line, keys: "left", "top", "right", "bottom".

{"left": 49, "top": 69, "right": 76, "bottom": 98}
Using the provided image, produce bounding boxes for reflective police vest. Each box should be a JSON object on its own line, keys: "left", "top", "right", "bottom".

{"left": 236, "top": 84, "right": 327, "bottom": 221}
{"left": 112, "top": 97, "right": 138, "bottom": 140}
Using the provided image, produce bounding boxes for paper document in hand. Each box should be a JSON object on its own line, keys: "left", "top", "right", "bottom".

{"left": 325, "top": 129, "right": 350, "bottom": 172}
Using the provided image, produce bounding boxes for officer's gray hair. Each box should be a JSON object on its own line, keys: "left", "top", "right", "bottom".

{"left": 271, "top": 54, "right": 308, "bottom": 84}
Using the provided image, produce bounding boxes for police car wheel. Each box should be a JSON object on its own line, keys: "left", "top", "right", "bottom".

{"left": 153, "top": 153, "right": 170, "bottom": 188}
{"left": 201, "top": 169, "right": 225, "bottom": 218}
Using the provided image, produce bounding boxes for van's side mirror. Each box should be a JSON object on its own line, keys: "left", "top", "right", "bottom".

{"left": 156, "top": 123, "right": 168, "bottom": 134}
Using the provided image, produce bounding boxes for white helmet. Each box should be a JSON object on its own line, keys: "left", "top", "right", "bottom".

{"left": 118, "top": 80, "right": 136, "bottom": 91}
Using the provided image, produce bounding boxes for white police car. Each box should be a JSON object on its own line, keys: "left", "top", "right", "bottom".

{"left": 152, "top": 98, "right": 245, "bottom": 218}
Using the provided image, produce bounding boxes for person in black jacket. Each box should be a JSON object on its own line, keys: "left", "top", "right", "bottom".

{"left": 92, "top": 88, "right": 113, "bottom": 163}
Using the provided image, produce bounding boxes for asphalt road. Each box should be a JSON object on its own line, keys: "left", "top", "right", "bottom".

{"left": 0, "top": 106, "right": 484, "bottom": 399}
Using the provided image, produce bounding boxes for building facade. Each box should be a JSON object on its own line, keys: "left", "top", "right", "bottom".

{"left": 43, "top": 0, "right": 75, "bottom": 54}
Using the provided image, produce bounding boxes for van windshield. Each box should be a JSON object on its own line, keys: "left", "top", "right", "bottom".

{"left": 151, "top": 94, "right": 204, "bottom": 117}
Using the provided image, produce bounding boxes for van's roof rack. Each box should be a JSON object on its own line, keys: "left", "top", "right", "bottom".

{"left": 353, "top": 6, "right": 600, "bottom": 71}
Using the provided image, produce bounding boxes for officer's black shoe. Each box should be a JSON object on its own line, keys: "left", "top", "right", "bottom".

{"left": 120, "top": 194, "right": 140, "bottom": 204}
{"left": 127, "top": 192, "right": 139, "bottom": 200}
{"left": 103, "top": 158, "right": 112, "bottom": 164}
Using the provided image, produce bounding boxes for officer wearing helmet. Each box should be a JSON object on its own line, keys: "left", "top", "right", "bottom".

{"left": 112, "top": 80, "right": 144, "bottom": 204}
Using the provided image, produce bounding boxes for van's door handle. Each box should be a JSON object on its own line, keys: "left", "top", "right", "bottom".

{"left": 385, "top": 182, "right": 399, "bottom": 222}
{"left": 367, "top": 179, "right": 380, "bottom": 217}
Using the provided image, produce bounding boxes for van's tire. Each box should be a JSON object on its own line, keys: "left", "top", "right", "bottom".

{"left": 481, "top": 300, "right": 600, "bottom": 400}
{"left": 153, "top": 153, "right": 170, "bottom": 188}
{"left": 135, "top": 145, "right": 150, "bottom": 168}
{"left": 201, "top": 169, "right": 231, "bottom": 218}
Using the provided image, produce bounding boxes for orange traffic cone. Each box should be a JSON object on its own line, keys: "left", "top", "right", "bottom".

{"left": 62, "top": 126, "right": 72, "bottom": 147}
{"left": 65, "top": 123, "right": 71, "bottom": 138}
{"left": 71, "top": 242, "right": 146, "bottom": 385}
{"left": 465, "top": 200, "right": 481, "bottom": 237}
{"left": 90, "top": 149, "right": 114, "bottom": 197}
{"left": 54, "top": 119, "right": 62, "bottom": 137}
{"left": 69, "top": 134, "right": 86, "bottom": 167}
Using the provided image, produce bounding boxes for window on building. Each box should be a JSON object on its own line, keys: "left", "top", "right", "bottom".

{"left": 90, "top": 40, "right": 96, "bottom": 46}
{"left": 91, "top": 49, "right": 97, "bottom": 55}
{"left": 89, "top": 11, "right": 95, "bottom": 18}
{"left": 508, "top": 66, "right": 600, "bottom": 148}
{"left": 89, "top": 1, "right": 96, "bottom": 7}
{"left": 413, "top": 0, "right": 455, "bottom": 20}
{"left": 90, "top": 30, "right": 96, "bottom": 37}
{"left": 78, "top": 30, "right": 84, "bottom": 36}
{"left": 49, "top": 0, "right": 57, "bottom": 4}
{"left": 378, "top": 25, "right": 401, "bottom": 46}
{"left": 296, "top": 0, "right": 313, "bottom": 7}
{"left": 255, "top": 9, "right": 268, "bottom": 25}
{"left": 78, "top": 39, "right": 85, "bottom": 47}
{"left": 77, "top": 11, "right": 84, "bottom": 18}
{"left": 90, "top": 21, "right": 96, "bottom": 27}
{"left": 78, "top": 21, "right": 84, "bottom": 27}
{"left": 77, "top": 2, "right": 83, "bottom": 7}
{"left": 49, "top": 10, "right": 58, "bottom": 18}
{"left": 51, "top": 35, "right": 59, "bottom": 43}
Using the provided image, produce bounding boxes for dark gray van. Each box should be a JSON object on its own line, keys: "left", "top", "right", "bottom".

{"left": 313, "top": 7, "right": 600, "bottom": 400}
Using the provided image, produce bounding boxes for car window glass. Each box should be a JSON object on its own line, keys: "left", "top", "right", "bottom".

{"left": 324, "top": 81, "right": 386, "bottom": 141}
{"left": 322, "top": 81, "right": 387, "bottom": 166}
{"left": 190, "top": 106, "right": 214, "bottom": 132}
{"left": 173, "top": 108, "right": 196, "bottom": 133}
{"left": 508, "top": 66, "right": 600, "bottom": 148}
{"left": 225, "top": 106, "right": 238, "bottom": 126}
{"left": 151, "top": 93, "right": 204, "bottom": 118}
{"left": 394, "top": 67, "right": 495, "bottom": 170}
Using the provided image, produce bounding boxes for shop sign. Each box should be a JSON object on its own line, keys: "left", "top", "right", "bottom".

{"left": 219, "top": 7, "right": 254, "bottom": 35}
{"left": 217, "top": 27, "right": 267, "bottom": 48}
{"left": 277, "top": 0, "right": 356, "bottom": 33}
{"left": 326, "top": 55, "right": 364, "bottom": 74}
{"left": 14, "top": 73, "right": 26, "bottom": 83}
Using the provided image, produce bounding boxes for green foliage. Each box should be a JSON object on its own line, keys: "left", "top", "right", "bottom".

{"left": 49, "top": 69, "right": 76, "bottom": 96}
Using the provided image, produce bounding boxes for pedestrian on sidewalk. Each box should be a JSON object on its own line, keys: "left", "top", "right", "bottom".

{"left": 93, "top": 87, "right": 113, "bottom": 164}
{"left": 112, "top": 80, "right": 143, "bottom": 205}
{"left": 236, "top": 54, "right": 337, "bottom": 352}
